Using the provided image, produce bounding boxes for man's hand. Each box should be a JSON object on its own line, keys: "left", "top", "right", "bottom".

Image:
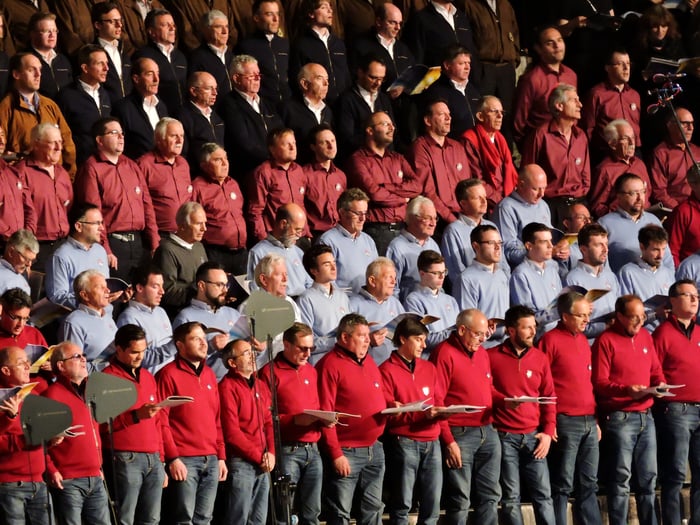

{"left": 533, "top": 433, "right": 552, "bottom": 459}
{"left": 107, "top": 254, "right": 118, "bottom": 270}
{"left": 1, "top": 395, "right": 21, "bottom": 418}
{"left": 445, "top": 442, "right": 462, "bottom": 469}
{"left": 505, "top": 398, "right": 526, "bottom": 410}
{"left": 211, "top": 334, "right": 229, "bottom": 351}
{"left": 50, "top": 471, "right": 64, "bottom": 490}
{"left": 168, "top": 458, "right": 188, "bottom": 481}
{"left": 627, "top": 384, "right": 647, "bottom": 400}
{"left": 48, "top": 436, "right": 64, "bottom": 447}
{"left": 596, "top": 424, "right": 602, "bottom": 441}
{"left": 261, "top": 452, "right": 275, "bottom": 473}
{"left": 134, "top": 403, "right": 161, "bottom": 420}
{"left": 107, "top": 290, "right": 124, "bottom": 303}
{"left": 333, "top": 456, "right": 351, "bottom": 477}
{"left": 388, "top": 86, "right": 404, "bottom": 99}
{"left": 553, "top": 239, "right": 570, "bottom": 261}
{"left": 294, "top": 413, "right": 321, "bottom": 426}
{"left": 369, "top": 328, "right": 387, "bottom": 348}
{"left": 218, "top": 459, "right": 228, "bottom": 481}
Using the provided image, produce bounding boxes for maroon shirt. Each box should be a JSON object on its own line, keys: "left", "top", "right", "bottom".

{"left": 137, "top": 152, "right": 193, "bottom": 233}
{"left": 14, "top": 159, "right": 72, "bottom": 241}
{"left": 247, "top": 160, "right": 308, "bottom": 241}
{"left": 649, "top": 141, "right": 700, "bottom": 208}
{"left": 0, "top": 163, "right": 35, "bottom": 239}
{"left": 590, "top": 156, "right": 650, "bottom": 218}
{"left": 191, "top": 174, "right": 246, "bottom": 249}
{"left": 581, "top": 81, "right": 642, "bottom": 154}
{"left": 667, "top": 193, "right": 700, "bottom": 265}
{"left": 521, "top": 120, "right": 590, "bottom": 199}
{"left": 408, "top": 134, "right": 467, "bottom": 222}
{"left": 74, "top": 152, "right": 160, "bottom": 255}
{"left": 345, "top": 147, "right": 421, "bottom": 223}
{"left": 302, "top": 161, "right": 347, "bottom": 234}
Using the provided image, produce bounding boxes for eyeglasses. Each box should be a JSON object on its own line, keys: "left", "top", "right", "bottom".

{"left": 295, "top": 345, "right": 316, "bottom": 353}
{"left": 60, "top": 353, "right": 87, "bottom": 362}
{"left": 6, "top": 360, "right": 30, "bottom": 369}
{"left": 424, "top": 269, "right": 448, "bottom": 277}
{"left": 619, "top": 190, "right": 646, "bottom": 197}
{"left": 100, "top": 18, "right": 123, "bottom": 25}
{"left": 14, "top": 249, "right": 36, "bottom": 266}
{"left": 483, "top": 109, "right": 506, "bottom": 116}
{"left": 204, "top": 281, "right": 229, "bottom": 289}
{"left": 234, "top": 348, "right": 253, "bottom": 359}
{"left": 570, "top": 214, "right": 592, "bottom": 222}
{"left": 675, "top": 292, "right": 700, "bottom": 300}
{"left": 478, "top": 240, "right": 503, "bottom": 247}
{"left": 6, "top": 312, "right": 30, "bottom": 323}
{"left": 78, "top": 220, "right": 104, "bottom": 226}
{"left": 37, "top": 29, "right": 59, "bottom": 35}
{"left": 680, "top": 121, "right": 695, "bottom": 128}
{"left": 622, "top": 313, "right": 647, "bottom": 323}
{"left": 102, "top": 129, "right": 124, "bottom": 137}
{"left": 346, "top": 209, "right": 368, "bottom": 219}
{"left": 466, "top": 327, "right": 488, "bottom": 339}
{"left": 416, "top": 215, "right": 437, "bottom": 223}
{"left": 240, "top": 73, "right": 261, "bottom": 80}
{"left": 567, "top": 312, "right": 590, "bottom": 319}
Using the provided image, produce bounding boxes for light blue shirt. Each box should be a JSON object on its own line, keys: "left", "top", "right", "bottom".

{"left": 565, "top": 261, "right": 619, "bottom": 342}
{"left": 676, "top": 252, "right": 700, "bottom": 288}
{"left": 247, "top": 235, "right": 312, "bottom": 297}
{"left": 0, "top": 258, "right": 30, "bottom": 296}
{"left": 618, "top": 259, "right": 674, "bottom": 331}
{"left": 117, "top": 300, "right": 175, "bottom": 374}
{"left": 510, "top": 258, "right": 562, "bottom": 330}
{"left": 494, "top": 192, "right": 551, "bottom": 267}
{"left": 386, "top": 230, "right": 441, "bottom": 302}
{"left": 403, "top": 285, "right": 459, "bottom": 355}
{"left": 318, "top": 225, "right": 378, "bottom": 292}
{"left": 348, "top": 287, "right": 405, "bottom": 365}
{"left": 59, "top": 304, "right": 117, "bottom": 372}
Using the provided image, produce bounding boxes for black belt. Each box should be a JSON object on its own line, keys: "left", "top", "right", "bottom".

{"left": 108, "top": 231, "right": 139, "bottom": 242}
{"left": 282, "top": 441, "right": 316, "bottom": 449}
{"left": 365, "top": 222, "right": 402, "bottom": 231}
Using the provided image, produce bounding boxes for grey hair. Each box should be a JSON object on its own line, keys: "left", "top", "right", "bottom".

{"left": 254, "top": 253, "right": 286, "bottom": 287}
{"left": 8, "top": 229, "right": 39, "bottom": 254}
{"left": 73, "top": 269, "right": 104, "bottom": 301}
{"left": 176, "top": 201, "right": 204, "bottom": 227}
{"left": 365, "top": 256, "right": 395, "bottom": 281}
{"left": 198, "top": 142, "right": 224, "bottom": 165}
{"left": 548, "top": 83, "right": 576, "bottom": 116}
{"left": 406, "top": 196, "right": 433, "bottom": 219}
{"left": 230, "top": 54, "right": 258, "bottom": 76}
{"left": 30, "top": 122, "right": 60, "bottom": 143}
{"left": 154, "top": 117, "right": 182, "bottom": 142}
{"left": 201, "top": 9, "right": 227, "bottom": 28}
{"left": 602, "top": 118, "right": 631, "bottom": 144}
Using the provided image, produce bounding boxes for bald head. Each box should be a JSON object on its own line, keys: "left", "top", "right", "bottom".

{"left": 273, "top": 203, "right": 307, "bottom": 247}
{"left": 376, "top": 3, "right": 402, "bottom": 40}
{"left": 517, "top": 164, "right": 548, "bottom": 204}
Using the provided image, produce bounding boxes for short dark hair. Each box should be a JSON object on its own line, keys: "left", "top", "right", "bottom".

{"left": 1, "top": 288, "right": 32, "bottom": 310}
{"left": 613, "top": 173, "right": 643, "bottom": 194}
{"left": 252, "top": 0, "right": 279, "bottom": 16}
{"left": 442, "top": 43, "right": 470, "bottom": 63}
{"left": 282, "top": 322, "right": 313, "bottom": 344}
{"left": 357, "top": 53, "right": 386, "bottom": 72}
{"left": 302, "top": 243, "right": 333, "bottom": 274}
{"left": 77, "top": 44, "right": 106, "bottom": 68}
{"left": 392, "top": 316, "right": 428, "bottom": 347}
{"left": 504, "top": 305, "right": 535, "bottom": 329}
{"left": 91, "top": 2, "right": 120, "bottom": 23}
{"left": 9, "top": 52, "right": 35, "bottom": 74}
{"left": 131, "top": 264, "right": 163, "bottom": 288}
{"left": 470, "top": 224, "right": 498, "bottom": 245}
{"left": 337, "top": 188, "right": 369, "bottom": 210}
{"left": 267, "top": 127, "right": 295, "bottom": 148}
{"left": 68, "top": 202, "right": 100, "bottom": 234}
{"left": 145, "top": 8, "right": 171, "bottom": 30}
{"left": 522, "top": 222, "right": 550, "bottom": 245}
{"left": 173, "top": 321, "right": 205, "bottom": 344}
{"left": 615, "top": 294, "right": 642, "bottom": 315}
{"left": 417, "top": 250, "right": 444, "bottom": 272}
{"left": 337, "top": 313, "right": 369, "bottom": 338}
{"left": 195, "top": 261, "right": 225, "bottom": 284}
{"left": 115, "top": 324, "right": 146, "bottom": 350}
{"left": 669, "top": 279, "right": 697, "bottom": 297}
{"left": 638, "top": 224, "right": 668, "bottom": 246}
{"left": 577, "top": 223, "right": 608, "bottom": 247}
{"left": 556, "top": 291, "right": 585, "bottom": 317}
{"left": 455, "top": 178, "right": 483, "bottom": 202}
{"left": 307, "top": 123, "right": 334, "bottom": 146}
{"left": 91, "top": 117, "right": 121, "bottom": 140}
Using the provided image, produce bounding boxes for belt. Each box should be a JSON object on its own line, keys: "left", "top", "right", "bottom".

{"left": 365, "top": 222, "right": 402, "bottom": 231}
{"left": 109, "top": 232, "right": 138, "bottom": 242}
{"left": 282, "top": 441, "right": 316, "bottom": 449}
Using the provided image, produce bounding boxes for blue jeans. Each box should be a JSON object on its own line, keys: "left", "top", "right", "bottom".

{"left": 111, "top": 451, "right": 165, "bottom": 525}
{"left": 499, "top": 431, "right": 555, "bottom": 525}
{"left": 50, "top": 476, "right": 110, "bottom": 525}
{"left": 548, "top": 415, "right": 602, "bottom": 525}
{"left": 0, "top": 481, "right": 50, "bottom": 525}
{"left": 278, "top": 443, "right": 323, "bottom": 525}
{"left": 386, "top": 436, "right": 442, "bottom": 525}
{"left": 225, "top": 457, "right": 270, "bottom": 525}
{"left": 601, "top": 410, "right": 658, "bottom": 525}
{"left": 657, "top": 402, "right": 700, "bottom": 525}
{"left": 169, "top": 455, "right": 219, "bottom": 525}
{"left": 325, "top": 441, "right": 385, "bottom": 525}
{"left": 443, "top": 425, "right": 501, "bottom": 525}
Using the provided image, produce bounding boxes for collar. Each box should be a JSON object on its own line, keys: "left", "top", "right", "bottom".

{"left": 77, "top": 303, "right": 106, "bottom": 318}
{"left": 376, "top": 32, "right": 395, "bottom": 49}
{"left": 575, "top": 260, "right": 603, "bottom": 276}
{"left": 431, "top": 0, "right": 456, "bottom": 17}
{"left": 112, "top": 356, "right": 140, "bottom": 380}
{"left": 337, "top": 344, "right": 366, "bottom": 365}
{"left": 169, "top": 233, "right": 194, "bottom": 250}
{"left": 190, "top": 100, "right": 212, "bottom": 118}
{"left": 178, "top": 354, "right": 204, "bottom": 375}
{"left": 156, "top": 42, "right": 174, "bottom": 57}
{"left": 303, "top": 96, "right": 326, "bottom": 112}
{"left": 98, "top": 37, "right": 120, "bottom": 49}
{"left": 234, "top": 88, "right": 260, "bottom": 107}
{"left": 189, "top": 298, "right": 218, "bottom": 313}
{"left": 126, "top": 299, "right": 155, "bottom": 313}
{"left": 79, "top": 79, "right": 101, "bottom": 94}
{"left": 458, "top": 214, "right": 480, "bottom": 227}
{"left": 395, "top": 351, "right": 416, "bottom": 372}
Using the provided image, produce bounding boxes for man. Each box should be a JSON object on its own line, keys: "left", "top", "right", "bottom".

{"left": 454, "top": 225, "right": 510, "bottom": 347}
{"left": 101, "top": 324, "right": 165, "bottom": 525}
{"left": 132, "top": 9, "right": 187, "bottom": 115}
{"left": 259, "top": 323, "right": 324, "bottom": 524}
{"left": 423, "top": 45, "right": 480, "bottom": 139}
{"left": 463, "top": 95, "right": 519, "bottom": 211}
{"left": 290, "top": 0, "right": 350, "bottom": 104}
{"left": 153, "top": 201, "right": 208, "bottom": 313}
{"left": 283, "top": 63, "right": 333, "bottom": 162}
{"left": 74, "top": 117, "right": 160, "bottom": 282}
{"left": 386, "top": 196, "right": 441, "bottom": 302}
{"left": 441, "top": 179, "right": 500, "bottom": 286}
{"left": 538, "top": 292, "right": 602, "bottom": 525}
{"left": 649, "top": 107, "right": 700, "bottom": 209}
{"left": 112, "top": 57, "right": 169, "bottom": 159}
{"left": 56, "top": 45, "right": 112, "bottom": 166}
{"left": 248, "top": 128, "right": 308, "bottom": 242}
{"left": 59, "top": 269, "right": 117, "bottom": 372}
{"left": 51, "top": 0, "right": 97, "bottom": 56}
{"left": 45, "top": 342, "right": 110, "bottom": 525}
{"left": 430, "top": 308, "right": 501, "bottom": 524}
{"left": 157, "top": 321, "right": 227, "bottom": 525}
{"left": 177, "top": 72, "right": 225, "bottom": 168}
{"left": 117, "top": 266, "right": 176, "bottom": 374}
{"left": 335, "top": 55, "right": 394, "bottom": 160}
{"left": 192, "top": 143, "right": 247, "bottom": 275}
{"left": 346, "top": 111, "right": 420, "bottom": 255}
{"left": 163, "top": 0, "right": 236, "bottom": 53}
{"left": 92, "top": 2, "right": 133, "bottom": 102}
{"left": 489, "top": 305, "right": 557, "bottom": 525}
{"left": 513, "top": 26, "right": 577, "bottom": 148}
{"left": 3, "top": 0, "right": 49, "bottom": 54}
{"left": 316, "top": 313, "right": 386, "bottom": 524}
{"left": 521, "top": 83, "right": 590, "bottom": 229}
{"left": 348, "top": 257, "right": 405, "bottom": 365}
{"left": 0, "top": 345, "right": 57, "bottom": 525}
{"left": 589, "top": 119, "right": 651, "bottom": 218}
{"left": 318, "top": 187, "right": 378, "bottom": 291}
{"left": 236, "top": 0, "right": 291, "bottom": 106}
{"left": 653, "top": 279, "right": 700, "bottom": 525}
{"left": 219, "top": 338, "right": 275, "bottom": 525}
{"left": 220, "top": 54, "right": 284, "bottom": 180}
{"left": 303, "top": 124, "right": 347, "bottom": 236}
{"left": 592, "top": 295, "right": 666, "bottom": 525}
{"left": 560, "top": 203, "right": 592, "bottom": 271}
{"left": 12, "top": 123, "right": 71, "bottom": 272}
{"left": 403, "top": 250, "right": 459, "bottom": 353}
{"left": 668, "top": 164, "right": 700, "bottom": 266}
{"left": 0, "top": 288, "right": 48, "bottom": 350}
{"left": 247, "top": 203, "right": 312, "bottom": 298}
{"left": 45, "top": 203, "right": 110, "bottom": 309}
{"left": 0, "top": 53, "right": 76, "bottom": 176}
{"left": 582, "top": 48, "right": 642, "bottom": 163}
{"left": 509, "top": 223, "right": 562, "bottom": 333}
{"left": 297, "top": 244, "right": 350, "bottom": 364}
{"left": 0, "top": 229, "right": 38, "bottom": 297}
{"left": 172, "top": 262, "right": 240, "bottom": 380}
{"left": 138, "top": 117, "right": 192, "bottom": 235}
{"left": 187, "top": 11, "right": 233, "bottom": 99}
{"left": 27, "top": 13, "right": 72, "bottom": 100}
{"left": 407, "top": 99, "right": 469, "bottom": 224}
{"left": 113, "top": 0, "right": 164, "bottom": 52}
{"left": 598, "top": 173, "right": 674, "bottom": 273}
{"left": 0, "top": 125, "right": 35, "bottom": 242}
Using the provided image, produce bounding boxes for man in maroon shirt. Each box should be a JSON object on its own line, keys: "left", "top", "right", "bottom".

{"left": 667, "top": 165, "right": 700, "bottom": 266}
{"left": 0, "top": 125, "right": 34, "bottom": 244}
{"left": 521, "top": 83, "right": 590, "bottom": 229}
{"left": 73, "top": 116, "right": 160, "bottom": 282}
{"left": 538, "top": 291, "right": 602, "bottom": 525}
{"left": 138, "top": 117, "right": 193, "bottom": 235}
{"left": 652, "top": 279, "right": 700, "bottom": 525}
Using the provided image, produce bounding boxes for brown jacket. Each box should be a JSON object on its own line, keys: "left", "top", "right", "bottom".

{"left": 53, "top": 0, "right": 98, "bottom": 57}
{"left": 461, "top": 0, "right": 520, "bottom": 64}
{"left": 4, "top": 0, "right": 51, "bottom": 52}
{"left": 160, "top": 0, "right": 239, "bottom": 52}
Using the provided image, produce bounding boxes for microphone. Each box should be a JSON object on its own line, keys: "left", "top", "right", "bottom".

{"left": 652, "top": 72, "right": 687, "bottom": 83}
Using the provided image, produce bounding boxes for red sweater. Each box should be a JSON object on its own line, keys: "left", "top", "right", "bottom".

{"left": 380, "top": 351, "right": 442, "bottom": 441}
{"left": 259, "top": 355, "right": 321, "bottom": 444}
{"left": 316, "top": 346, "right": 386, "bottom": 460}
{"left": 101, "top": 359, "right": 164, "bottom": 458}
{"left": 430, "top": 333, "right": 494, "bottom": 445}
{"left": 156, "top": 356, "right": 225, "bottom": 461}
{"left": 488, "top": 341, "right": 556, "bottom": 436}
{"left": 653, "top": 316, "right": 700, "bottom": 403}
{"left": 44, "top": 377, "right": 102, "bottom": 479}
{"left": 219, "top": 370, "right": 274, "bottom": 464}
{"left": 539, "top": 324, "right": 597, "bottom": 417}
{"left": 592, "top": 323, "right": 665, "bottom": 414}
